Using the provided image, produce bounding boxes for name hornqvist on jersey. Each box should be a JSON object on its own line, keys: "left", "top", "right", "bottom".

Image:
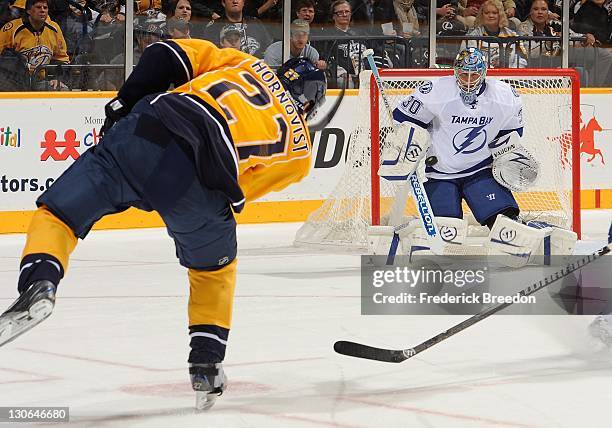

{"left": 451, "top": 115, "right": 493, "bottom": 125}
{"left": 251, "top": 60, "right": 309, "bottom": 152}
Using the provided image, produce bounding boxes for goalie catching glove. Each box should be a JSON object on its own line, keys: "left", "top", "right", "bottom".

{"left": 489, "top": 130, "right": 539, "bottom": 192}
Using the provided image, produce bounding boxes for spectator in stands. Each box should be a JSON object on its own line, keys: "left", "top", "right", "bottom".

{"left": 166, "top": 0, "right": 220, "bottom": 26}
{"left": 437, "top": 0, "right": 467, "bottom": 27}
{"left": 0, "top": 0, "right": 70, "bottom": 89}
{"left": 219, "top": 23, "right": 241, "bottom": 48}
{"left": 571, "top": 0, "right": 612, "bottom": 46}
{"left": 164, "top": 0, "right": 191, "bottom": 21}
{"left": 463, "top": 0, "right": 527, "bottom": 67}
{"left": 264, "top": 19, "right": 322, "bottom": 68}
{"left": 436, "top": 0, "right": 468, "bottom": 34}
{"left": 309, "top": 0, "right": 332, "bottom": 24}
{"left": 85, "top": 0, "right": 124, "bottom": 66}
{"left": 201, "top": 0, "right": 273, "bottom": 57}
{"left": 63, "top": 0, "right": 98, "bottom": 58}
{"left": 244, "top": 0, "right": 282, "bottom": 21}
{"left": 517, "top": 0, "right": 561, "bottom": 56}
{"left": 460, "top": 0, "right": 520, "bottom": 29}
{"left": 99, "top": 16, "right": 163, "bottom": 89}
{"left": 295, "top": 0, "right": 327, "bottom": 35}
{"left": 96, "top": 0, "right": 125, "bottom": 24}
{"left": 393, "top": 0, "right": 420, "bottom": 37}
{"left": 513, "top": 0, "right": 559, "bottom": 21}
{"left": 295, "top": 0, "right": 315, "bottom": 23}
{"left": 518, "top": 0, "right": 612, "bottom": 86}
{"left": 165, "top": 15, "right": 190, "bottom": 38}
{"left": 318, "top": 0, "right": 367, "bottom": 88}
{"left": 161, "top": 0, "right": 191, "bottom": 37}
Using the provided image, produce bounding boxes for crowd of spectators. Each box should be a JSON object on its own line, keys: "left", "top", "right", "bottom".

{"left": 0, "top": 0, "right": 611, "bottom": 90}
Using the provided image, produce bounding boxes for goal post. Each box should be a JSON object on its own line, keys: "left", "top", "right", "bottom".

{"left": 295, "top": 68, "right": 581, "bottom": 248}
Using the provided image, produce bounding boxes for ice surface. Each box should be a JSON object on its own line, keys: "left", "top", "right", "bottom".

{"left": 0, "top": 210, "right": 610, "bottom": 427}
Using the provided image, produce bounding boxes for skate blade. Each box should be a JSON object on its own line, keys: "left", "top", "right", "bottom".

{"left": 0, "top": 299, "right": 54, "bottom": 347}
{"left": 195, "top": 391, "right": 218, "bottom": 411}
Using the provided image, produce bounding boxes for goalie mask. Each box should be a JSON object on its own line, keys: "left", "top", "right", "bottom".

{"left": 277, "top": 58, "right": 327, "bottom": 121}
{"left": 453, "top": 47, "right": 487, "bottom": 104}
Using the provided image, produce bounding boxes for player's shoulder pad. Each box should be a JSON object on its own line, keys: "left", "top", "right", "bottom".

{"left": 417, "top": 80, "right": 433, "bottom": 94}
{"left": 488, "top": 79, "right": 521, "bottom": 105}
{"left": 413, "top": 76, "right": 451, "bottom": 101}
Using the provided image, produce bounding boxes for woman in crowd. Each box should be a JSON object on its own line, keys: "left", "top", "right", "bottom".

{"left": 463, "top": 0, "right": 527, "bottom": 67}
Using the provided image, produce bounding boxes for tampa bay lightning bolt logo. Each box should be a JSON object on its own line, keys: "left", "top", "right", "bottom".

{"left": 418, "top": 81, "right": 433, "bottom": 94}
{"left": 452, "top": 125, "right": 487, "bottom": 154}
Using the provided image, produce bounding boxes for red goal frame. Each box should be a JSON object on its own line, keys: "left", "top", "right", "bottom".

{"left": 369, "top": 68, "right": 581, "bottom": 238}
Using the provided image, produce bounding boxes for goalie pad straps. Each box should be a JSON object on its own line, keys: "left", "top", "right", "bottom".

{"left": 489, "top": 130, "right": 540, "bottom": 192}
{"left": 378, "top": 125, "right": 429, "bottom": 181}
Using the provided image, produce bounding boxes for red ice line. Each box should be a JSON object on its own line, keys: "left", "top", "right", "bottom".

{"left": 0, "top": 366, "right": 60, "bottom": 385}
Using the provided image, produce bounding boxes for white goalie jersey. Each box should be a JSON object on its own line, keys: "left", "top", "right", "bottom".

{"left": 392, "top": 76, "right": 524, "bottom": 180}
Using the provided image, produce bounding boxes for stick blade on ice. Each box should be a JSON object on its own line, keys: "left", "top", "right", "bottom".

{"left": 334, "top": 340, "right": 406, "bottom": 363}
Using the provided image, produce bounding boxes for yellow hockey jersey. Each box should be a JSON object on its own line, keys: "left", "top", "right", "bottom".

{"left": 0, "top": 17, "right": 69, "bottom": 72}
{"left": 132, "top": 39, "right": 312, "bottom": 211}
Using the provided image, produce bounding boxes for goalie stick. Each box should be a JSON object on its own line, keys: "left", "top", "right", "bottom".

{"left": 334, "top": 241, "right": 611, "bottom": 363}
{"left": 363, "top": 49, "right": 444, "bottom": 261}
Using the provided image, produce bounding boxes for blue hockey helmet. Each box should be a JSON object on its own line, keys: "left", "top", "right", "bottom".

{"left": 277, "top": 57, "right": 326, "bottom": 120}
{"left": 453, "top": 47, "right": 487, "bottom": 96}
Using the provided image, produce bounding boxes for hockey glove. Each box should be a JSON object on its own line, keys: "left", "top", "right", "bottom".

{"left": 490, "top": 131, "right": 539, "bottom": 192}
{"left": 100, "top": 97, "right": 129, "bottom": 137}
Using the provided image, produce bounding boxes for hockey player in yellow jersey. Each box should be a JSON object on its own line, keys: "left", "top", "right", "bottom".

{"left": 0, "top": 38, "right": 327, "bottom": 410}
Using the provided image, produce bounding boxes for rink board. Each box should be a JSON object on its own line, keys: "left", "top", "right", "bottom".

{"left": 0, "top": 89, "right": 610, "bottom": 233}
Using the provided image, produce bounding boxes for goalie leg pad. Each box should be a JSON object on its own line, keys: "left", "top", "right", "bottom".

{"left": 437, "top": 216, "right": 468, "bottom": 246}
{"left": 399, "top": 217, "right": 467, "bottom": 257}
{"left": 526, "top": 221, "right": 578, "bottom": 265}
{"left": 486, "top": 215, "right": 551, "bottom": 268}
{"left": 398, "top": 219, "right": 431, "bottom": 257}
{"left": 368, "top": 225, "right": 398, "bottom": 256}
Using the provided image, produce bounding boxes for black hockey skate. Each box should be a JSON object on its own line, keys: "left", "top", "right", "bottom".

{"left": 189, "top": 363, "right": 227, "bottom": 411}
{"left": 0, "top": 280, "right": 56, "bottom": 348}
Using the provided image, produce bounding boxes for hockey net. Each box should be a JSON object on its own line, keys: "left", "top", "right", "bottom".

{"left": 295, "top": 68, "right": 581, "bottom": 248}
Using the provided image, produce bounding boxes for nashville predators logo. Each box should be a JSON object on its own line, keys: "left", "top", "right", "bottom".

{"left": 20, "top": 45, "right": 53, "bottom": 72}
{"left": 283, "top": 68, "right": 300, "bottom": 81}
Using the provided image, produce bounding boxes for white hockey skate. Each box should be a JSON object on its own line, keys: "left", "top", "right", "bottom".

{"left": 189, "top": 362, "right": 227, "bottom": 411}
{"left": 0, "top": 281, "right": 56, "bottom": 348}
{"left": 588, "top": 315, "right": 612, "bottom": 347}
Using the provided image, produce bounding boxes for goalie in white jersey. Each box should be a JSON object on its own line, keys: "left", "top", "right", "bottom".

{"left": 391, "top": 47, "right": 576, "bottom": 266}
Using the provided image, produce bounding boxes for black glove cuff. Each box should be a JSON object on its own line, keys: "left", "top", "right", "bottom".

{"left": 105, "top": 97, "right": 128, "bottom": 121}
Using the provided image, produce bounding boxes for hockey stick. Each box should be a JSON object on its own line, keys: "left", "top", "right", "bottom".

{"left": 363, "top": 49, "right": 443, "bottom": 261}
{"left": 334, "top": 242, "right": 612, "bottom": 363}
{"left": 308, "top": 77, "right": 347, "bottom": 133}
